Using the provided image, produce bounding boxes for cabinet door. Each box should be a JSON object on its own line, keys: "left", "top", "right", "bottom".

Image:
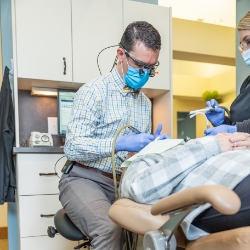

{"left": 20, "top": 234, "right": 77, "bottom": 250}
{"left": 123, "top": 0, "right": 172, "bottom": 91}
{"left": 19, "top": 195, "right": 62, "bottom": 237}
{"left": 15, "top": 0, "right": 72, "bottom": 82}
{"left": 72, "top": 0, "right": 123, "bottom": 84}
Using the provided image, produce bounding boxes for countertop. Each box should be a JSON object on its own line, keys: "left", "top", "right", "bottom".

{"left": 13, "top": 147, "right": 64, "bottom": 154}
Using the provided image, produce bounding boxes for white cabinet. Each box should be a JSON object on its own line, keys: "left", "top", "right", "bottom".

{"left": 14, "top": 0, "right": 123, "bottom": 84}
{"left": 15, "top": 153, "right": 76, "bottom": 250}
{"left": 14, "top": 0, "right": 171, "bottom": 89}
{"left": 17, "top": 154, "right": 64, "bottom": 195}
{"left": 19, "top": 195, "right": 62, "bottom": 237}
{"left": 72, "top": 0, "right": 123, "bottom": 84}
{"left": 20, "top": 235, "right": 77, "bottom": 250}
{"left": 15, "top": 0, "right": 73, "bottom": 82}
{"left": 124, "top": 0, "right": 172, "bottom": 91}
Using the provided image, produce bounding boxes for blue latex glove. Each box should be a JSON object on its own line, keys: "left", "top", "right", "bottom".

{"left": 115, "top": 133, "right": 154, "bottom": 152}
{"left": 204, "top": 124, "right": 237, "bottom": 136}
{"left": 205, "top": 99, "right": 225, "bottom": 127}
{"left": 153, "top": 123, "right": 171, "bottom": 140}
{"left": 116, "top": 124, "right": 171, "bottom": 152}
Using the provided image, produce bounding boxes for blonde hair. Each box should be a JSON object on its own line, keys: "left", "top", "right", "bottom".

{"left": 237, "top": 11, "right": 250, "bottom": 30}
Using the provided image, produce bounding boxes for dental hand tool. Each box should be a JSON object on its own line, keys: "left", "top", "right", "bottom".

{"left": 128, "top": 126, "right": 141, "bottom": 134}
{"left": 189, "top": 111, "right": 210, "bottom": 129}
{"left": 189, "top": 106, "right": 216, "bottom": 115}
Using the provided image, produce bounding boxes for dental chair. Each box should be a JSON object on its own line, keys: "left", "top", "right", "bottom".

{"left": 109, "top": 185, "right": 250, "bottom": 250}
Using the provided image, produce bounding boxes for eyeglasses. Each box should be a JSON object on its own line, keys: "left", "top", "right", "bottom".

{"left": 119, "top": 44, "right": 159, "bottom": 77}
{"left": 238, "top": 36, "right": 250, "bottom": 52}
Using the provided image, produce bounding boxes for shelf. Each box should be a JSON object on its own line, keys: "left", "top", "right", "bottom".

{"left": 18, "top": 78, "right": 169, "bottom": 99}
{"left": 13, "top": 147, "right": 64, "bottom": 154}
{"left": 18, "top": 78, "right": 83, "bottom": 91}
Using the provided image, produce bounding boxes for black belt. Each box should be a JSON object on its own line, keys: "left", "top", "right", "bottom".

{"left": 74, "top": 162, "right": 121, "bottom": 182}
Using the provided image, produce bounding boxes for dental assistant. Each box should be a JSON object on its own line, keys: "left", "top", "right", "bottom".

{"left": 59, "top": 21, "right": 169, "bottom": 250}
{"left": 205, "top": 11, "right": 250, "bottom": 135}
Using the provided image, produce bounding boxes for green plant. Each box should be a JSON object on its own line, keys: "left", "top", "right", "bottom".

{"left": 202, "top": 90, "right": 220, "bottom": 101}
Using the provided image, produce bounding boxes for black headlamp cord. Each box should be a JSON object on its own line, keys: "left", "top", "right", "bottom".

{"left": 97, "top": 45, "right": 119, "bottom": 76}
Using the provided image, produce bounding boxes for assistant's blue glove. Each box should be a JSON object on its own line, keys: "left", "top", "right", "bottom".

{"left": 153, "top": 123, "right": 171, "bottom": 140}
{"left": 205, "top": 99, "right": 225, "bottom": 127}
{"left": 204, "top": 124, "right": 237, "bottom": 136}
{"left": 115, "top": 133, "right": 154, "bottom": 152}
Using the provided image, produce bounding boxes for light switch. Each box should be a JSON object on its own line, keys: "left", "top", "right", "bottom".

{"left": 48, "top": 117, "right": 58, "bottom": 135}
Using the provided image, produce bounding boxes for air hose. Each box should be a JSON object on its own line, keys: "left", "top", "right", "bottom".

{"left": 218, "top": 105, "right": 230, "bottom": 119}
{"left": 110, "top": 125, "right": 148, "bottom": 250}
{"left": 111, "top": 124, "right": 132, "bottom": 200}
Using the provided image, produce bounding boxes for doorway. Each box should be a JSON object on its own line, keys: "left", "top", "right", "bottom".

{"left": 177, "top": 112, "right": 196, "bottom": 139}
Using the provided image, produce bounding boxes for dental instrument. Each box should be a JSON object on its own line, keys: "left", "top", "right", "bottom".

{"left": 189, "top": 111, "right": 210, "bottom": 129}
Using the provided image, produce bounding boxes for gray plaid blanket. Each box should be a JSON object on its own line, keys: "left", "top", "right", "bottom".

{"left": 120, "top": 136, "right": 250, "bottom": 240}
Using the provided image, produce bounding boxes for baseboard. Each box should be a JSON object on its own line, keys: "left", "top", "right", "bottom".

{"left": 0, "top": 227, "right": 8, "bottom": 239}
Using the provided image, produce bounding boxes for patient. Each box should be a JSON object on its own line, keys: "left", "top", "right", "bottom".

{"left": 120, "top": 132, "right": 250, "bottom": 240}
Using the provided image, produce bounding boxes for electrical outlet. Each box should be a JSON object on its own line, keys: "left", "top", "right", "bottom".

{"left": 48, "top": 117, "right": 58, "bottom": 135}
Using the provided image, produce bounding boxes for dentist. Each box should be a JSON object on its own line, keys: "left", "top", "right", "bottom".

{"left": 59, "top": 21, "right": 169, "bottom": 250}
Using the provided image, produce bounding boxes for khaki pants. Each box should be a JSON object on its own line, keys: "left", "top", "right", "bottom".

{"left": 59, "top": 165, "right": 123, "bottom": 250}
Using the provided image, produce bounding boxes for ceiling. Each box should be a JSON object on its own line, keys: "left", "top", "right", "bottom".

{"left": 158, "top": 0, "right": 236, "bottom": 28}
{"left": 158, "top": 0, "right": 236, "bottom": 82}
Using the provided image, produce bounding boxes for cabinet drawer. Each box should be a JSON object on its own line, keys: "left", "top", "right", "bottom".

{"left": 20, "top": 235, "right": 77, "bottom": 250}
{"left": 19, "top": 195, "right": 62, "bottom": 237}
{"left": 16, "top": 154, "right": 65, "bottom": 195}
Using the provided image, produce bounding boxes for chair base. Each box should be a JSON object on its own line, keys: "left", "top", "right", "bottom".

{"left": 74, "top": 240, "right": 91, "bottom": 249}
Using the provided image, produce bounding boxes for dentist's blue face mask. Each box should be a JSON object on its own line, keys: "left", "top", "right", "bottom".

{"left": 121, "top": 58, "right": 150, "bottom": 89}
{"left": 241, "top": 48, "right": 250, "bottom": 67}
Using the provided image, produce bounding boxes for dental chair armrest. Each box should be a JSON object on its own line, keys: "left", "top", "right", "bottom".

{"left": 151, "top": 185, "right": 241, "bottom": 216}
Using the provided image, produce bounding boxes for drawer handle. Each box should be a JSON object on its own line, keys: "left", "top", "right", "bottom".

{"left": 39, "top": 173, "right": 57, "bottom": 176}
{"left": 63, "top": 57, "right": 66, "bottom": 75}
{"left": 40, "top": 214, "right": 55, "bottom": 218}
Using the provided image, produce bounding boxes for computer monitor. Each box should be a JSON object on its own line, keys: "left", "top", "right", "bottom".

{"left": 57, "top": 89, "right": 77, "bottom": 136}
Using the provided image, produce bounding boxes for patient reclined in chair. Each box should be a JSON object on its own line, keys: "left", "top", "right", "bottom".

{"left": 109, "top": 133, "right": 250, "bottom": 249}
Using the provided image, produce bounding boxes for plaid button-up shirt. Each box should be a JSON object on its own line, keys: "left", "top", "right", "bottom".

{"left": 64, "top": 68, "right": 152, "bottom": 173}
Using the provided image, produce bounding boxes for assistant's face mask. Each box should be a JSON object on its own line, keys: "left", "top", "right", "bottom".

{"left": 241, "top": 48, "right": 250, "bottom": 67}
{"left": 121, "top": 58, "right": 150, "bottom": 89}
